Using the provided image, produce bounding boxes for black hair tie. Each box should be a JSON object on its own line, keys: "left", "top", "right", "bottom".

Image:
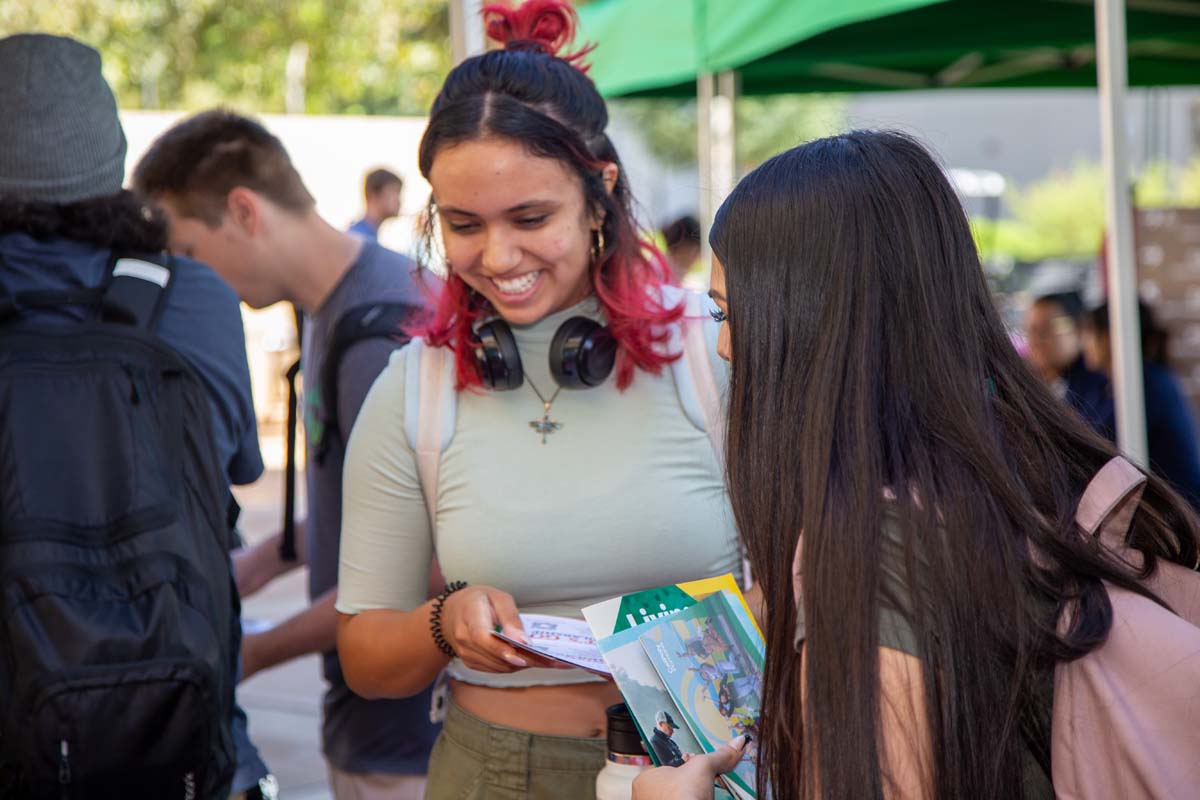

{"left": 430, "top": 581, "right": 470, "bottom": 658}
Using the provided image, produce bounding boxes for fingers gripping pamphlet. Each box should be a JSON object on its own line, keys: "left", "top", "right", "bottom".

{"left": 490, "top": 614, "right": 612, "bottom": 675}
{"left": 487, "top": 575, "right": 765, "bottom": 799}
{"left": 582, "top": 574, "right": 766, "bottom": 800}
{"left": 638, "top": 591, "right": 764, "bottom": 800}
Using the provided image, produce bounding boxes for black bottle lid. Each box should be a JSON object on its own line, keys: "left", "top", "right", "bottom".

{"left": 605, "top": 703, "right": 649, "bottom": 756}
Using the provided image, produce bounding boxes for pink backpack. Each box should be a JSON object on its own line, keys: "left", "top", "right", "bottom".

{"left": 789, "top": 456, "right": 1200, "bottom": 795}
{"left": 1052, "top": 456, "right": 1200, "bottom": 798}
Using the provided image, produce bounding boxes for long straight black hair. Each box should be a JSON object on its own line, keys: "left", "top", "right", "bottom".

{"left": 710, "top": 130, "right": 1199, "bottom": 799}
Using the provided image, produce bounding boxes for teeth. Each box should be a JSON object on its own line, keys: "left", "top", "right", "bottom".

{"left": 492, "top": 271, "right": 541, "bottom": 295}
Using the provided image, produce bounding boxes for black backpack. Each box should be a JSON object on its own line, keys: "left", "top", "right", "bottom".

{"left": 0, "top": 253, "right": 238, "bottom": 799}
{"left": 278, "top": 301, "right": 417, "bottom": 561}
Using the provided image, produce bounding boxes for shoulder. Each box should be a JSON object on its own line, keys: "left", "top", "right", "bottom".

{"left": 669, "top": 285, "right": 726, "bottom": 387}
{"left": 159, "top": 255, "right": 245, "bottom": 330}
{"left": 152, "top": 254, "right": 247, "bottom": 353}
{"left": 348, "top": 219, "right": 375, "bottom": 237}
{"left": 353, "top": 243, "right": 428, "bottom": 304}
{"left": 1144, "top": 363, "right": 1183, "bottom": 397}
{"left": 1143, "top": 364, "right": 1194, "bottom": 419}
{"left": 371, "top": 343, "right": 413, "bottom": 397}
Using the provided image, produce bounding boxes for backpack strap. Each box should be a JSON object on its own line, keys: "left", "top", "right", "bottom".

{"left": 664, "top": 287, "right": 746, "bottom": 584}
{"left": 664, "top": 286, "right": 726, "bottom": 460}
{"left": 281, "top": 357, "right": 303, "bottom": 562}
{"left": 314, "top": 301, "right": 418, "bottom": 466}
{"left": 101, "top": 253, "right": 174, "bottom": 329}
{"left": 682, "top": 291, "right": 726, "bottom": 465}
{"left": 404, "top": 338, "right": 457, "bottom": 537}
{"left": 280, "top": 306, "right": 304, "bottom": 562}
{"left": 1075, "top": 456, "right": 1147, "bottom": 549}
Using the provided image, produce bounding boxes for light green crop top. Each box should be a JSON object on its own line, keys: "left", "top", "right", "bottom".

{"left": 337, "top": 297, "right": 741, "bottom": 687}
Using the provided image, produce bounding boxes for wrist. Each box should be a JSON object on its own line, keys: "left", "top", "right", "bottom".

{"left": 429, "top": 581, "right": 469, "bottom": 658}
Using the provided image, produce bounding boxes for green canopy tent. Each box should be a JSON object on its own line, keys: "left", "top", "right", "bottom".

{"left": 580, "top": 0, "right": 1200, "bottom": 96}
{"left": 578, "top": 0, "right": 1200, "bottom": 464}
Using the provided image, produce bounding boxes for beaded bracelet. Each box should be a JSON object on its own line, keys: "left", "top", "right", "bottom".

{"left": 430, "top": 580, "right": 469, "bottom": 658}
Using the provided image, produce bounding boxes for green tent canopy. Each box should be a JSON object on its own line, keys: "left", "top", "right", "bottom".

{"left": 578, "top": 0, "right": 1200, "bottom": 97}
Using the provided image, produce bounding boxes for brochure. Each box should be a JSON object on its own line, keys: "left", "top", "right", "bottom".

{"left": 640, "top": 590, "right": 764, "bottom": 800}
{"left": 582, "top": 573, "right": 759, "bottom": 640}
{"left": 489, "top": 613, "right": 611, "bottom": 676}
{"left": 582, "top": 575, "right": 764, "bottom": 799}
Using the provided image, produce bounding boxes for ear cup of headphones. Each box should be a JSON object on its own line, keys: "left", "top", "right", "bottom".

{"left": 472, "top": 319, "right": 524, "bottom": 391}
{"left": 550, "top": 317, "right": 616, "bottom": 389}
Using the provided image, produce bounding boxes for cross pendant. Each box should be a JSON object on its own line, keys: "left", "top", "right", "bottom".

{"left": 528, "top": 401, "right": 562, "bottom": 444}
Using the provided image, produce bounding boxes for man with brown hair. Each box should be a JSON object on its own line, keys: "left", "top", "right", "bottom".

{"left": 348, "top": 168, "right": 404, "bottom": 242}
{"left": 134, "top": 110, "right": 436, "bottom": 800}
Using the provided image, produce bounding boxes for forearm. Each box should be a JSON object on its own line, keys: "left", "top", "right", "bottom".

{"left": 233, "top": 519, "right": 307, "bottom": 597}
{"left": 336, "top": 601, "right": 449, "bottom": 699}
{"left": 243, "top": 588, "right": 338, "bottom": 679}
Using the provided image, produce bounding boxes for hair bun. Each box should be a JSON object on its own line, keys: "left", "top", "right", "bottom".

{"left": 483, "top": 0, "right": 594, "bottom": 70}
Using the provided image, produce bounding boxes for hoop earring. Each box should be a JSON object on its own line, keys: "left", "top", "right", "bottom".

{"left": 591, "top": 228, "right": 606, "bottom": 264}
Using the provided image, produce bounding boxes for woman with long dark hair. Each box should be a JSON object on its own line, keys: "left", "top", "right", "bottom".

{"left": 634, "top": 130, "right": 1200, "bottom": 799}
{"left": 335, "top": 2, "right": 739, "bottom": 797}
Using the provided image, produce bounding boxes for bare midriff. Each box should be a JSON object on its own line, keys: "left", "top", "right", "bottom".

{"left": 450, "top": 678, "right": 623, "bottom": 738}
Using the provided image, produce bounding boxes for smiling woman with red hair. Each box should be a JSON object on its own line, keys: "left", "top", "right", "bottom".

{"left": 334, "top": 1, "right": 742, "bottom": 797}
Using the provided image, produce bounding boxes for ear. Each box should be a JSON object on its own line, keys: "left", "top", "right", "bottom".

{"left": 600, "top": 162, "right": 619, "bottom": 196}
{"left": 226, "top": 187, "right": 260, "bottom": 235}
{"left": 590, "top": 163, "right": 620, "bottom": 231}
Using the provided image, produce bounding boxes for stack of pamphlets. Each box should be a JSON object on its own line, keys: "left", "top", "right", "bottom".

{"left": 490, "top": 613, "right": 612, "bottom": 675}
{"left": 583, "top": 575, "right": 765, "bottom": 800}
{"left": 486, "top": 575, "right": 765, "bottom": 799}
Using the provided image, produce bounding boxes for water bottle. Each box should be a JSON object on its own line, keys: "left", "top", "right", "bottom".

{"left": 596, "top": 703, "right": 652, "bottom": 800}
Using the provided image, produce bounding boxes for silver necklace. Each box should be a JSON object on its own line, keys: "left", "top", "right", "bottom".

{"left": 525, "top": 374, "right": 563, "bottom": 444}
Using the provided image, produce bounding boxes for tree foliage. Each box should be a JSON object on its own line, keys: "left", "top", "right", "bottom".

{"left": 611, "top": 94, "right": 846, "bottom": 172}
{"left": 1, "top": 0, "right": 451, "bottom": 115}
{"left": 971, "top": 157, "right": 1200, "bottom": 263}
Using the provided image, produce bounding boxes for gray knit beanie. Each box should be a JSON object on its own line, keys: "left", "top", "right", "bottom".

{"left": 0, "top": 33, "right": 127, "bottom": 204}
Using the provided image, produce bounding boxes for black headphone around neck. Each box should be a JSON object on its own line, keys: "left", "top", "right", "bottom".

{"left": 472, "top": 316, "right": 617, "bottom": 391}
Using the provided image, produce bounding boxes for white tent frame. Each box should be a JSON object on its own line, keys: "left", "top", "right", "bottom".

{"left": 694, "top": 0, "right": 1151, "bottom": 461}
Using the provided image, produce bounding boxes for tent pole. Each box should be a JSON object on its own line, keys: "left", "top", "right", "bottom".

{"left": 697, "top": 70, "right": 737, "bottom": 269}
{"left": 713, "top": 71, "right": 738, "bottom": 212}
{"left": 697, "top": 72, "right": 715, "bottom": 266}
{"left": 1095, "top": 0, "right": 1148, "bottom": 465}
{"left": 450, "top": 0, "right": 486, "bottom": 65}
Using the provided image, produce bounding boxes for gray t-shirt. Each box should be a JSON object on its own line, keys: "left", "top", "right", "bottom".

{"left": 301, "top": 241, "right": 439, "bottom": 773}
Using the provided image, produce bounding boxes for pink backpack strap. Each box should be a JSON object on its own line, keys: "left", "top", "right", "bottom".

{"left": 1074, "top": 456, "right": 1147, "bottom": 550}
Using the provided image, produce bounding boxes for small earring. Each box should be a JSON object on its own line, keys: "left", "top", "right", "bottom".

{"left": 592, "top": 228, "right": 606, "bottom": 263}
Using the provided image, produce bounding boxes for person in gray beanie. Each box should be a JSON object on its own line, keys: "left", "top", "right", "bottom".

{"left": 0, "top": 33, "right": 277, "bottom": 800}
{"left": 0, "top": 33, "right": 127, "bottom": 203}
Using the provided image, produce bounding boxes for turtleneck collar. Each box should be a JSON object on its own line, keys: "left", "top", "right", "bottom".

{"left": 502, "top": 295, "right": 605, "bottom": 390}
{"left": 507, "top": 295, "right": 604, "bottom": 348}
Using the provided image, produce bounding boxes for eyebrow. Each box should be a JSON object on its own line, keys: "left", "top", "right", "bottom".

{"left": 438, "top": 200, "right": 559, "bottom": 217}
{"left": 708, "top": 288, "right": 727, "bottom": 303}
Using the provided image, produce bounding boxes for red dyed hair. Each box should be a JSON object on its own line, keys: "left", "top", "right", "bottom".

{"left": 483, "top": 0, "right": 596, "bottom": 71}
{"left": 415, "top": 0, "right": 684, "bottom": 392}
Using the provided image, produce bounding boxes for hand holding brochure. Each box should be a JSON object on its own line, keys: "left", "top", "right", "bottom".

{"left": 489, "top": 613, "right": 611, "bottom": 676}
{"left": 639, "top": 591, "right": 763, "bottom": 800}
{"left": 582, "top": 574, "right": 766, "bottom": 800}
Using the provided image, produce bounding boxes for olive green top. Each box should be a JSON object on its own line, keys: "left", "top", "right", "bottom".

{"left": 793, "top": 512, "right": 1055, "bottom": 798}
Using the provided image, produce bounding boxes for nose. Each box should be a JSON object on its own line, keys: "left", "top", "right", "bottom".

{"left": 717, "top": 321, "right": 732, "bottom": 363}
{"left": 481, "top": 227, "right": 521, "bottom": 275}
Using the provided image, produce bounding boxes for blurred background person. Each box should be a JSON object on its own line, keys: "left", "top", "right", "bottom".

{"left": 134, "top": 112, "right": 438, "bottom": 800}
{"left": 1080, "top": 300, "right": 1200, "bottom": 508}
{"left": 661, "top": 214, "right": 701, "bottom": 285}
{"left": 348, "top": 167, "right": 403, "bottom": 242}
{"left": 1023, "top": 293, "right": 1107, "bottom": 429}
